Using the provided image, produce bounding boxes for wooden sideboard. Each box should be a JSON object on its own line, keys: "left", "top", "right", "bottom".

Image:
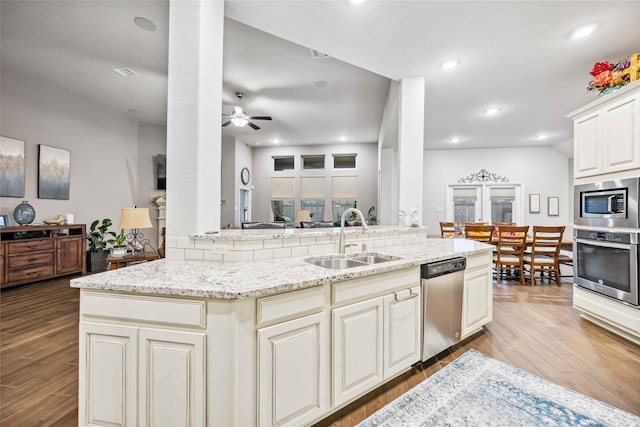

{"left": 0, "top": 224, "right": 86, "bottom": 289}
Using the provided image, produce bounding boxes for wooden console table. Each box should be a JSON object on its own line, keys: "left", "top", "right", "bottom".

{"left": 0, "top": 224, "right": 86, "bottom": 289}
{"left": 107, "top": 251, "right": 160, "bottom": 270}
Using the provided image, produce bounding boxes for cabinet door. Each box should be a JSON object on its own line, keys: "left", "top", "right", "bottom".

{"left": 139, "top": 329, "right": 206, "bottom": 427}
{"left": 602, "top": 93, "right": 640, "bottom": 173}
{"left": 56, "top": 236, "right": 84, "bottom": 274}
{"left": 332, "top": 297, "right": 383, "bottom": 406}
{"left": 383, "top": 286, "right": 421, "bottom": 379}
{"left": 0, "top": 244, "right": 5, "bottom": 287}
{"left": 574, "top": 111, "right": 602, "bottom": 178}
{"left": 462, "top": 267, "right": 493, "bottom": 338}
{"left": 258, "top": 312, "right": 328, "bottom": 427}
{"left": 79, "top": 323, "right": 138, "bottom": 427}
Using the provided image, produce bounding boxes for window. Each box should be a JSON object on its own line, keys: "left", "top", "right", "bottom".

{"left": 302, "top": 155, "right": 325, "bottom": 170}
{"left": 301, "top": 200, "right": 325, "bottom": 221}
{"left": 333, "top": 154, "right": 356, "bottom": 169}
{"left": 273, "top": 156, "right": 294, "bottom": 171}
{"left": 490, "top": 187, "right": 515, "bottom": 223}
{"left": 271, "top": 200, "right": 294, "bottom": 224}
{"left": 452, "top": 187, "right": 479, "bottom": 224}
{"left": 333, "top": 200, "right": 356, "bottom": 223}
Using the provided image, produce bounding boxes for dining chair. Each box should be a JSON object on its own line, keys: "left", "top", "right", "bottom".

{"left": 439, "top": 221, "right": 457, "bottom": 238}
{"left": 241, "top": 221, "right": 287, "bottom": 229}
{"left": 493, "top": 225, "right": 529, "bottom": 285}
{"left": 523, "top": 225, "right": 565, "bottom": 285}
{"left": 464, "top": 224, "right": 494, "bottom": 243}
{"left": 300, "top": 221, "right": 334, "bottom": 228}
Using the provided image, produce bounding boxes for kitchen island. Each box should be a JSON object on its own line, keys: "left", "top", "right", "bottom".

{"left": 72, "top": 234, "right": 493, "bottom": 427}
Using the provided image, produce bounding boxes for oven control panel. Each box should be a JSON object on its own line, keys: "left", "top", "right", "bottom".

{"left": 576, "top": 229, "right": 632, "bottom": 244}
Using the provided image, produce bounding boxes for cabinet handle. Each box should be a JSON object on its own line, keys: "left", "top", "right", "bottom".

{"left": 27, "top": 257, "right": 37, "bottom": 262}
{"left": 27, "top": 271, "right": 38, "bottom": 276}
{"left": 395, "top": 290, "right": 418, "bottom": 302}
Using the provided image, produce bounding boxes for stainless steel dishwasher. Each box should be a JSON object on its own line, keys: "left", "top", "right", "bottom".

{"left": 421, "top": 257, "right": 466, "bottom": 361}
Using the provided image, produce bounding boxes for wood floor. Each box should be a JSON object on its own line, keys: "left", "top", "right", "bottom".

{"left": 1, "top": 275, "right": 639, "bottom": 426}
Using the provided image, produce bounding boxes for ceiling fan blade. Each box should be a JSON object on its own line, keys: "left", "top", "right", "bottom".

{"left": 247, "top": 121, "right": 261, "bottom": 130}
{"left": 248, "top": 116, "right": 272, "bottom": 121}
{"left": 221, "top": 121, "right": 232, "bottom": 127}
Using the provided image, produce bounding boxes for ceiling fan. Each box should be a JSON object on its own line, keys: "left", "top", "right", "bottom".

{"left": 222, "top": 92, "right": 272, "bottom": 130}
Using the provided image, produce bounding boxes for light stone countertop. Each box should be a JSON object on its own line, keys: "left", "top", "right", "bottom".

{"left": 71, "top": 238, "right": 492, "bottom": 299}
{"left": 190, "top": 225, "right": 426, "bottom": 241}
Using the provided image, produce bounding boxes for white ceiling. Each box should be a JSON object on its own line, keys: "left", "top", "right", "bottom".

{"left": 2, "top": 1, "right": 639, "bottom": 152}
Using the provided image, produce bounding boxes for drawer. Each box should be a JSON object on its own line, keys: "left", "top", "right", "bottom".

{"left": 465, "top": 251, "right": 492, "bottom": 271}
{"left": 257, "top": 286, "right": 325, "bottom": 327}
{"left": 332, "top": 267, "right": 419, "bottom": 306}
{"left": 8, "top": 264, "right": 55, "bottom": 283}
{"left": 8, "top": 251, "right": 54, "bottom": 269}
{"left": 7, "top": 239, "right": 54, "bottom": 255}
{"left": 81, "top": 291, "right": 206, "bottom": 329}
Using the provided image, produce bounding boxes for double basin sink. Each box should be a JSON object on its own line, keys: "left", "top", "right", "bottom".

{"left": 305, "top": 252, "right": 401, "bottom": 270}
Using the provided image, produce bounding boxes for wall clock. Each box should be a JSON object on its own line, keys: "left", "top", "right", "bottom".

{"left": 241, "top": 167, "right": 250, "bottom": 185}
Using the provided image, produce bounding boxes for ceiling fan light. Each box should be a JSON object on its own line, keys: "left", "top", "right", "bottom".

{"left": 231, "top": 117, "right": 248, "bottom": 127}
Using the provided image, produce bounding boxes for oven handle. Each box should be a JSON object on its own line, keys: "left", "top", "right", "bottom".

{"left": 575, "top": 237, "right": 635, "bottom": 250}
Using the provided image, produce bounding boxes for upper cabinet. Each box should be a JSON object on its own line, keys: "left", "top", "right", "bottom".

{"left": 569, "top": 82, "right": 640, "bottom": 179}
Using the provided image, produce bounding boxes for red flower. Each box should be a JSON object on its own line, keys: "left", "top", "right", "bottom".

{"left": 589, "top": 61, "right": 614, "bottom": 76}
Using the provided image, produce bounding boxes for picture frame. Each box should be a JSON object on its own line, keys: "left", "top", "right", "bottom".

{"left": 548, "top": 196, "right": 559, "bottom": 216}
{"left": 0, "top": 136, "right": 26, "bottom": 197}
{"left": 529, "top": 193, "right": 540, "bottom": 213}
{"left": 38, "top": 144, "right": 71, "bottom": 200}
{"left": 0, "top": 214, "right": 8, "bottom": 227}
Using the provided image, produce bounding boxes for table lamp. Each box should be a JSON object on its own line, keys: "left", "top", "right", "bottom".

{"left": 118, "top": 207, "right": 153, "bottom": 254}
{"left": 294, "top": 210, "right": 311, "bottom": 227}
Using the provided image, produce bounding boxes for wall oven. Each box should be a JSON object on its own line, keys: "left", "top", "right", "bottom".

{"left": 573, "top": 229, "right": 638, "bottom": 306}
{"left": 574, "top": 178, "right": 639, "bottom": 228}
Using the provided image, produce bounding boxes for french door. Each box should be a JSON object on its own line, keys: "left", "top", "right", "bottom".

{"left": 446, "top": 184, "right": 522, "bottom": 224}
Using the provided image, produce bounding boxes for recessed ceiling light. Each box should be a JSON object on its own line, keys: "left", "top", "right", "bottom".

{"left": 134, "top": 17, "right": 156, "bottom": 32}
{"left": 483, "top": 107, "right": 502, "bottom": 115}
{"left": 273, "top": 139, "right": 279, "bottom": 144}
{"left": 111, "top": 67, "right": 137, "bottom": 77}
{"left": 314, "top": 80, "right": 328, "bottom": 89}
{"left": 339, "top": 135, "right": 347, "bottom": 142}
{"left": 440, "top": 59, "right": 460, "bottom": 70}
{"left": 348, "top": 0, "right": 367, "bottom": 4}
{"left": 535, "top": 134, "right": 548, "bottom": 140}
{"left": 450, "top": 137, "right": 462, "bottom": 144}
{"left": 256, "top": 142, "right": 260, "bottom": 146}
{"left": 571, "top": 23, "right": 597, "bottom": 40}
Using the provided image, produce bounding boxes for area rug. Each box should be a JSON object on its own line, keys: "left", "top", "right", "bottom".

{"left": 357, "top": 349, "right": 640, "bottom": 427}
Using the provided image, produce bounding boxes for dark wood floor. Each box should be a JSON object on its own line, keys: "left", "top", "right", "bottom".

{"left": 1, "top": 275, "right": 639, "bottom": 426}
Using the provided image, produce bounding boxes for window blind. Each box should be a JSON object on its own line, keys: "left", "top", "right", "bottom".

{"left": 271, "top": 177, "right": 295, "bottom": 199}
{"left": 300, "top": 176, "right": 325, "bottom": 199}
{"left": 332, "top": 176, "right": 357, "bottom": 199}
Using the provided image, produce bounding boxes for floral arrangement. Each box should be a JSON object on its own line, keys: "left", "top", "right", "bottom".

{"left": 587, "top": 57, "right": 631, "bottom": 95}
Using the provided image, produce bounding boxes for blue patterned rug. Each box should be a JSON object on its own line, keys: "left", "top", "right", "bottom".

{"left": 358, "top": 349, "right": 640, "bottom": 427}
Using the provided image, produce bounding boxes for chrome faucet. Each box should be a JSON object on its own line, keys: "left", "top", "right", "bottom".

{"left": 338, "top": 208, "right": 368, "bottom": 254}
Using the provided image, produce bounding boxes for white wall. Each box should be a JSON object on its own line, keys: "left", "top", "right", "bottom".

{"left": 1, "top": 68, "right": 167, "bottom": 248}
{"left": 423, "top": 146, "right": 570, "bottom": 234}
{"left": 235, "top": 138, "right": 253, "bottom": 226}
{"left": 252, "top": 143, "right": 378, "bottom": 223}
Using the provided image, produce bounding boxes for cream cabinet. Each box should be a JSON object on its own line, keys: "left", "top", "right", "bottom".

{"left": 257, "top": 312, "right": 328, "bottom": 427}
{"left": 571, "top": 83, "right": 640, "bottom": 179}
{"left": 79, "top": 291, "right": 207, "bottom": 427}
{"left": 332, "top": 297, "right": 384, "bottom": 406}
{"left": 462, "top": 252, "right": 493, "bottom": 339}
{"left": 331, "top": 268, "right": 420, "bottom": 407}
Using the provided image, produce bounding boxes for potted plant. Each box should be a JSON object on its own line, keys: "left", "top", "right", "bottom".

{"left": 86, "top": 218, "right": 115, "bottom": 272}
{"left": 110, "top": 229, "right": 128, "bottom": 257}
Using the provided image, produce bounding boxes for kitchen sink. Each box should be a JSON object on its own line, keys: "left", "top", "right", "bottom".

{"left": 306, "top": 253, "right": 401, "bottom": 270}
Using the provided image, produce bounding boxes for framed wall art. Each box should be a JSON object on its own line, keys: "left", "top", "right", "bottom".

{"left": 38, "top": 144, "right": 71, "bottom": 200}
{"left": 548, "top": 196, "right": 559, "bottom": 216}
{"left": 529, "top": 193, "right": 540, "bottom": 213}
{"left": 0, "top": 136, "right": 26, "bottom": 197}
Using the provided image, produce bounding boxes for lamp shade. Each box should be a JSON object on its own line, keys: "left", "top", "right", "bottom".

{"left": 294, "top": 210, "right": 312, "bottom": 224}
{"left": 119, "top": 207, "right": 153, "bottom": 229}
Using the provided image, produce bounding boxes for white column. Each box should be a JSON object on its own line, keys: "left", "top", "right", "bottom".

{"left": 397, "top": 77, "right": 425, "bottom": 225}
{"left": 166, "top": 0, "right": 224, "bottom": 247}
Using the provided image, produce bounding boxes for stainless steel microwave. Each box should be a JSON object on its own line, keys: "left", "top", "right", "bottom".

{"left": 574, "top": 178, "right": 639, "bottom": 228}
